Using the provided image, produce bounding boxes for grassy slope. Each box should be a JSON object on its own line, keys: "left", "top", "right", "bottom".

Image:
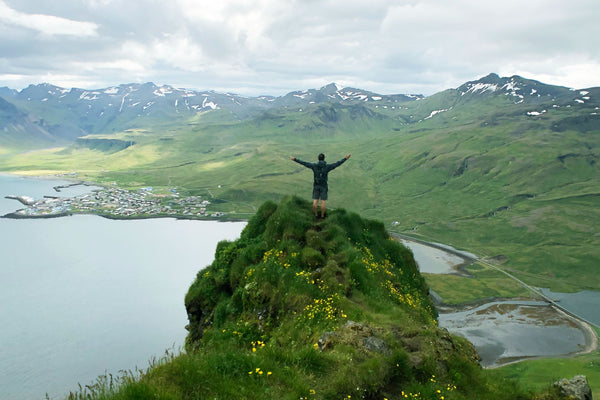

{"left": 67, "top": 196, "right": 560, "bottom": 400}
{"left": 1, "top": 97, "right": 598, "bottom": 294}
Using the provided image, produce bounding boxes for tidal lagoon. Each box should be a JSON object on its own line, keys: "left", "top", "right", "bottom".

{"left": 401, "top": 237, "right": 598, "bottom": 367}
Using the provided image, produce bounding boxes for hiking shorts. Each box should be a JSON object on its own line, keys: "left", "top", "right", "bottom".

{"left": 312, "top": 185, "right": 328, "bottom": 200}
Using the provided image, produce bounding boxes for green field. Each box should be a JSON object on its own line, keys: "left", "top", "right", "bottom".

{"left": 423, "top": 263, "right": 534, "bottom": 305}
{"left": 492, "top": 350, "right": 600, "bottom": 398}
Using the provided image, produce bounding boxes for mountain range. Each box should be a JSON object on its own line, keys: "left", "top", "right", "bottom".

{"left": 2, "top": 73, "right": 597, "bottom": 148}
{"left": 0, "top": 80, "right": 422, "bottom": 146}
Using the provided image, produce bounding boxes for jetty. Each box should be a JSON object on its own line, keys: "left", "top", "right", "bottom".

{"left": 5, "top": 195, "right": 35, "bottom": 206}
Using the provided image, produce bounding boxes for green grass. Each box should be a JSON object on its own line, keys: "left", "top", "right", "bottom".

{"left": 423, "top": 263, "right": 534, "bottom": 305}
{"left": 492, "top": 351, "right": 600, "bottom": 398}
{"left": 64, "top": 197, "right": 561, "bottom": 400}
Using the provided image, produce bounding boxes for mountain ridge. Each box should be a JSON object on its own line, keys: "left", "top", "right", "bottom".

{"left": 0, "top": 80, "right": 426, "bottom": 145}
{"left": 1, "top": 73, "right": 597, "bottom": 148}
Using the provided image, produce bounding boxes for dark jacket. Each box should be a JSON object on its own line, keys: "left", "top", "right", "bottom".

{"left": 293, "top": 158, "right": 347, "bottom": 187}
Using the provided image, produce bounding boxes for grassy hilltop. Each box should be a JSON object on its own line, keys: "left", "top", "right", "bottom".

{"left": 68, "top": 196, "right": 564, "bottom": 399}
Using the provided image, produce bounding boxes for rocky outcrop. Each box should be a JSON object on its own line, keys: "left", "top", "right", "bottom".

{"left": 318, "top": 321, "right": 391, "bottom": 355}
{"left": 554, "top": 375, "right": 592, "bottom": 400}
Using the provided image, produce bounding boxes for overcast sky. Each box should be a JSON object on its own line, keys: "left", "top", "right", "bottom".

{"left": 0, "top": 0, "right": 598, "bottom": 96}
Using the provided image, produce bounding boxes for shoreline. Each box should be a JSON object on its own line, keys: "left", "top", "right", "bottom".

{"left": 395, "top": 233, "right": 600, "bottom": 368}
{"left": 1, "top": 174, "right": 248, "bottom": 222}
{"left": 485, "top": 305, "right": 599, "bottom": 369}
{"left": 1, "top": 209, "right": 249, "bottom": 223}
{"left": 2, "top": 172, "right": 598, "bottom": 369}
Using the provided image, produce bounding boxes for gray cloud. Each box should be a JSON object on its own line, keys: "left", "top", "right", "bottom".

{"left": 0, "top": 0, "right": 598, "bottom": 95}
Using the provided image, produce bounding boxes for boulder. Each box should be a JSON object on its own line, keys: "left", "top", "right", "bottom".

{"left": 363, "top": 335, "right": 391, "bottom": 355}
{"left": 554, "top": 375, "right": 592, "bottom": 400}
{"left": 318, "top": 331, "right": 335, "bottom": 351}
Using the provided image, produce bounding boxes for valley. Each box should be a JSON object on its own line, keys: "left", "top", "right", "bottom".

{"left": 1, "top": 73, "right": 599, "bottom": 299}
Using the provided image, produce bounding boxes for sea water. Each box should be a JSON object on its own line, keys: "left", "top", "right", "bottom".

{"left": 0, "top": 175, "right": 246, "bottom": 399}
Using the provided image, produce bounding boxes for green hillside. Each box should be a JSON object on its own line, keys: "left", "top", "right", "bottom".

{"left": 2, "top": 84, "right": 598, "bottom": 296}
{"left": 67, "top": 197, "right": 564, "bottom": 399}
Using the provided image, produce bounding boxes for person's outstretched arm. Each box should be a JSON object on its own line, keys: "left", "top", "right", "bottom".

{"left": 291, "top": 156, "right": 313, "bottom": 169}
{"left": 327, "top": 154, "right": 351, "bottom": 171}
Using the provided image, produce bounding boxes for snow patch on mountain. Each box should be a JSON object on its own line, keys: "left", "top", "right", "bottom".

{"left": 119, "top": 94, "right": 128, "bottom": 112}
{"left": 424, "top": 107, "right": 452, "bottom": 120}
{"left": 527, "top": 110, "right": 546, "bottom": 116}
{"left": 153, "top": 86, "right": 174, "bottom": 97}
{"left": 462, "top": 83, "right": 498, "bottom": 95}
{"left": 80, "top": 92, "right": 101, "bottom": 101}
{"left": 202, "top": 97, "right": 218, "bottom": 110}
{"left": 181, "top": 89, "right": 197, "bottom": 98}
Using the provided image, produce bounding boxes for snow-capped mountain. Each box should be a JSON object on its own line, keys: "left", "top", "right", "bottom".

{"left": 0, "top": 81, "right": 418, "bottom": 124}
{"left": 457, "top": 73, "right": 595, "bottom": 106}
{"left": 0, "top": 81, "right": 422, "bottom": 144}
{"left": 0, "top": 74, "right": 597, "bottom": 147}
{"left": 274, "top": 83, "right": 422, "bottom": 108}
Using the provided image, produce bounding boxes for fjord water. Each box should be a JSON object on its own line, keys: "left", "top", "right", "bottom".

{"left": 0, "top": 175, "right": 246, "bottom": 400}
{"left": 539, "top": 288, "right": 600, "bottom": 326}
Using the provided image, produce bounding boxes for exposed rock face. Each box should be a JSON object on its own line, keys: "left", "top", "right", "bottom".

{"left": 317, "top": 321, "right": 390, "bottom": 355}
{"left": 554, "top": 375, "right": 592, "bottom": 400}
{"left": 318, "top": 331, "right": 335, "bottom": 351}
{"left": 363, "top": 335, "right": 391, "bottom": 355}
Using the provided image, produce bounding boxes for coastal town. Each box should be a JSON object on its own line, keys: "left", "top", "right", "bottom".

{"left": 3, "top": 183, "right": 227, "bottom": 219}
